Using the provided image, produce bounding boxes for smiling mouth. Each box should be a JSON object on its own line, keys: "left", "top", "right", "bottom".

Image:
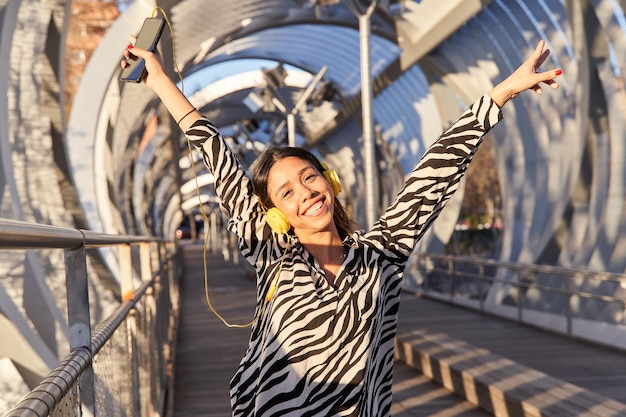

{"left": 303, "top": 200, "right": 325, "bottom": 216}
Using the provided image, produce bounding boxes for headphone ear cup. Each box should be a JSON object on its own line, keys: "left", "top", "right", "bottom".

{"left": 265, "top": 207, "right": 290, "bottom": 235}
{"left": 322, "top": 168, "right": 342, "bottom": 196}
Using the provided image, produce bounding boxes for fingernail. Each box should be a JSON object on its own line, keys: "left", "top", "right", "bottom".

{"left": 128, "top": 45, "right": 134, "bottom": 49}
{"left": 555, "top": 69, "right": 562, "bottom": 76}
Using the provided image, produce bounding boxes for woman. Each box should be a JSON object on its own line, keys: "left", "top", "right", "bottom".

{"left": 123, "top": 40, "right": 560, "bottom": 416}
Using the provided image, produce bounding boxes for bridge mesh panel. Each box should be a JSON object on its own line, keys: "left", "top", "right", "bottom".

{"left": 93, "top": 323, "right": 133, "bottom": 417}
{"left": 136, "top": 294, "right": 158, "bottom": 415}
{"left": 89, "top": 275, "right": 175, "bottom": 417}
{"left": 50, "top": 383, "right": 80, "bottom": 417}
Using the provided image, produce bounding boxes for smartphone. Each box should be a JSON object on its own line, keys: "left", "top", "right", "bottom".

{"left": 120, "top": 17, "right": 166, "bottom": 83}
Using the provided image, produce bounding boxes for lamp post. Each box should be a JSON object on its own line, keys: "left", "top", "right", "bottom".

{"left": 347, "top": 0, "right": 379, "bottom": 229}
{"left": 287, "top": 66, "right": 328, "bottom": 146}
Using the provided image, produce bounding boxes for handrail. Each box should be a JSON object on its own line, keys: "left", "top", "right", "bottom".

{"left": 6, "top": 279, "right": 157, "bottom": 417}
{"left": 408, "top": 251, "right": 626, "bottom": 350}
{"left": 6, "top": 347, "right": 92, "bottom": 417}
{"left": 415, "top": 251, "right": 626, "bottom": 285}
{"left": 0, "top": 218, "right": 160, "bottom": 249}
{"left": 1, "top": 217, "right": 180, "bottom": 417}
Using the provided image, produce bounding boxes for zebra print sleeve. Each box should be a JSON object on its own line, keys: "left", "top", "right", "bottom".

{"left": 364, "top": 94, "right": 503, "bottom": 261}
{"left": 184, "top": 117, "right": 277, "bottom": 265}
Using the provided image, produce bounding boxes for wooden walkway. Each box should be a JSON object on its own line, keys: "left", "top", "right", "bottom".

{"left": 170, "top": 244, "right": 626, "bottom": 416}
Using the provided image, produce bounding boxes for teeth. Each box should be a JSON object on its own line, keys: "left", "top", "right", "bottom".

{"left": 305, "top": 201, "right": 323, "bottom": 216}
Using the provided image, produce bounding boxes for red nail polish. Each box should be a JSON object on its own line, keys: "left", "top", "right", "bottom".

{"left": 555, "top": 69, "right": 562, "bottom": 76}
{"left": 128, "top": 45, "right": 134, "bottom": 49}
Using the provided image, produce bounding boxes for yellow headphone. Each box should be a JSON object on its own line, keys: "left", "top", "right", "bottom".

{"left": 264, "top": 163, "right": 342, "bottom": 235}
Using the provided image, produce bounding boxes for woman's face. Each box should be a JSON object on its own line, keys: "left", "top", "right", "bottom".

{"left": 266, "top": 156, "right": 335, "bottom": 235}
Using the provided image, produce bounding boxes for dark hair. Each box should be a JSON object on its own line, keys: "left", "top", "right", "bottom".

{"left": 251, "top": 146, "right": 358, "bottom": 236}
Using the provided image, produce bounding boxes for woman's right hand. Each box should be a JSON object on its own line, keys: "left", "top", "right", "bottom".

{"left": 120, "top": 35, "right": 201, "bottom": 130}
{"left": 120, "top": 35, "right": 168, "bottom": 90}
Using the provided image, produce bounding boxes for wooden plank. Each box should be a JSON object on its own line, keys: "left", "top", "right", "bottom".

{"left": 396, "top": 329, "right": 626, "bottom": 417}
{"left": 397, "top": 292, "right": 626, "bottom": 405}
{"left": 392, "top": 361, "right": 488, "bottom": 416}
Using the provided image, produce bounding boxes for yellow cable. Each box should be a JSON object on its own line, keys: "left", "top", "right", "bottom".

{"left": 185, "top": 138, "right": 289, "bottom": 328}
{"left": 152, "top": 6, "right": 288, "bottom": 328}
{"left": 150, "top": 6, "right": 184, "bottom": 93}
{"left": 185, "top": 140, "right": 259, "bottom": 328}
{"left": 185, "top": 139, "right": 290, "bottom": 327}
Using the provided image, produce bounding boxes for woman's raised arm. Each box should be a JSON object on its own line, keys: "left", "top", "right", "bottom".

{"left": 121, "top": 39, "right": 201, "bottom": 131}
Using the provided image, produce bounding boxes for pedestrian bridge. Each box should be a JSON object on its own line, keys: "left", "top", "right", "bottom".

{"left": 3, "top": 220, "right": 626, "bottom": 417}
{"left": 3, "top": 1, "right": 626, "bottom": 415}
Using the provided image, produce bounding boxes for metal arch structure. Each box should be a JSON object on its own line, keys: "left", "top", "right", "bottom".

{"left": 68, "top": 0, "right": 499, "bottom": 245}
{"left": 1, "top": 0, "right": 626, "bottom": 401}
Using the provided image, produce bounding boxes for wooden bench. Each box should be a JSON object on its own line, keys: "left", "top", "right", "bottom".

{"left": 395, "top": 329, "right": 626, "bottom": 417}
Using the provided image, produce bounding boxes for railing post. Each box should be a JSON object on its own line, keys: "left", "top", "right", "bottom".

{"left": 222, "top": 230, "right": 230, "bottom": 262}
{"left": 517, "top": 271, "right": 524, "bottom": 322}
{"left": 119, "top": 244, "right": 141, "bottom": 417}
{"left": 210, "top": 211, "right": 218, "bottom": 255}
{"left": 230, "top": 232, "right": 239, "bottom": 264}
{"left": 448, "top": 258, "right": 455, "bottom": 302}
{"left": 566, "top": 275, "right": 575, "bottom": 336}
{"left": 64, "top": 242, "right": 95, "bottom": 414}
{"left": 139, "top": 242, "right": 157, "bottom": 417}
{"left": 479, "top": 263, "right": 485, "bottom": 312}
{"left": 164, "top": 242, "right": 177, "bottom": 314}
{"left": 153, "top": 241, "right": 169, "bottom": 416}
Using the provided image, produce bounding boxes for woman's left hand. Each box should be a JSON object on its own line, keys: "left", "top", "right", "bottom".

{"left": 489, "top": 40, "right": 562, "bottom": 107}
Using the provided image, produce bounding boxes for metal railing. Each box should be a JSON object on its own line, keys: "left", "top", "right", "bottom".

{"left": 1, "top": 218, "right": 180, "bottom": 417}
{"left": 408, "top": 252, "right": 626, "bottom": 350}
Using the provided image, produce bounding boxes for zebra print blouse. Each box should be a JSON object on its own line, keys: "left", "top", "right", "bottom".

{"left": 185, "top": 94, "right": 503, "bottom": 416}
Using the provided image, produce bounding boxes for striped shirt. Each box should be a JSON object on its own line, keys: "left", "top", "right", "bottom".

{"left": 185, "top": 94, "right": 503, "bottom": 416}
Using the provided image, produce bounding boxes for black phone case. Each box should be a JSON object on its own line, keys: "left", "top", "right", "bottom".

{"left": 120, "top": 17, "right": 166, "bottom": 83}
